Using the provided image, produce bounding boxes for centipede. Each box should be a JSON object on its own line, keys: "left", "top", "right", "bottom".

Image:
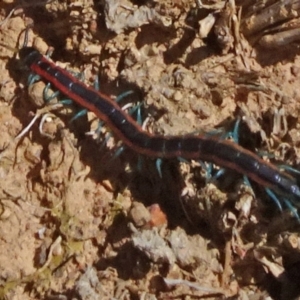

{"left": 17, "top": 46, "right": 300, "bottom": 210}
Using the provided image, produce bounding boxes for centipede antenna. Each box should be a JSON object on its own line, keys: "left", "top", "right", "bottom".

{"left": 0, "top": 25, "right": 30, "bottom": 60}
{"left": 16, "top": 24, "right": 34, "bottom": 55}
{"left": 22, "top": 26, "right": 30, "bottom": 48}
{"left": 0, "top": 26, "right": 28, "bottom": 59}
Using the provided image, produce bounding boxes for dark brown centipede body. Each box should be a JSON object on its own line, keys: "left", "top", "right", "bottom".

{"left": 18, "top": 47, "right": 300, "bottom": 200}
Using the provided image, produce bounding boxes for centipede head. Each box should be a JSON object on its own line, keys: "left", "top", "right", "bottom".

{"left": 18, "top": 47, "right": 41, "bottom": 68}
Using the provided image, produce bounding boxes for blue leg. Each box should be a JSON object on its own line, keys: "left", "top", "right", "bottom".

{"left": 59, "top": 99, "right": 74, "bottom": 105}
{"left": 278, "top": 165, "right": 300, "bottom": 176}
{"left": 43, "top": 83, "right": 61, "bottom": 102}
{"left": 199, "top": 160, "right": 227, "bottom": 183}
{"left": 113, "top": 146, "right": 125, "bottom": 158}
{"left": 137, "top": 155, "right": 143, "bottom": 172}
{"left": 98, "top": 133, "right": 113, "bottom": 150}
{"left": 265, "top": 188, "right": 299, "bottom": 220}
{"left": 199, "top": 161, "right": 213, "bottom": 182}
{"left": 156, "top": 158, "right": 163, "bottom": 178}
{"left": 70, "top": 109, "right": 88, "bottom": 122}
{"left": 212, "top": 168, "right": 226, "bottom": 181}
{"left": 223, "top": 118, "right": 241, "bottom": 142}
{"left": 265, "top": 188, "right": 283, "bottom": 212}
{"left": 177, "top": 157, "right": 189, "bottom": 164}
{"left": 70, "top": 70, "right": 84, "bottom": 81}
{"left": 199, "top": 161, "right": 226, "bottom": 183}
{"left": 116, "top": 90, "right": 134, "bottom": 103}
{"left": 94, "top": 76, "right": 100, "bottom": 91}
{"left": 128, "top": 103, "right": 143, "bottom": 125}
{"left": 95, "top": 120, "right": 105, "bottom": 135}
{"left": 231, "top": 118, "right": 241, "bottom": 143}
{"left": 93, "top": 75, "right": 133, "bottom": 103}
{"left": 197, "top": 119, "right": 242, "bottom": 184}
{"left": 243, "top": 175, "right": 253, "bottom": 189}
{"left": 281, "top": 198, "right": 300, "bottom": 220}
{"left": 28, "top": 73, "right": 41, "bottom": 86}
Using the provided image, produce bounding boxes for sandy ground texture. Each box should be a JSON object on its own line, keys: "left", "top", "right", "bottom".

{"left": 0, "top": 0, "right": 300, "bottom": 299}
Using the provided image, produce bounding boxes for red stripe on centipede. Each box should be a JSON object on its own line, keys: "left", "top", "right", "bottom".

{"left": 18, "top": 47, "right": 300, "bottom": 199}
